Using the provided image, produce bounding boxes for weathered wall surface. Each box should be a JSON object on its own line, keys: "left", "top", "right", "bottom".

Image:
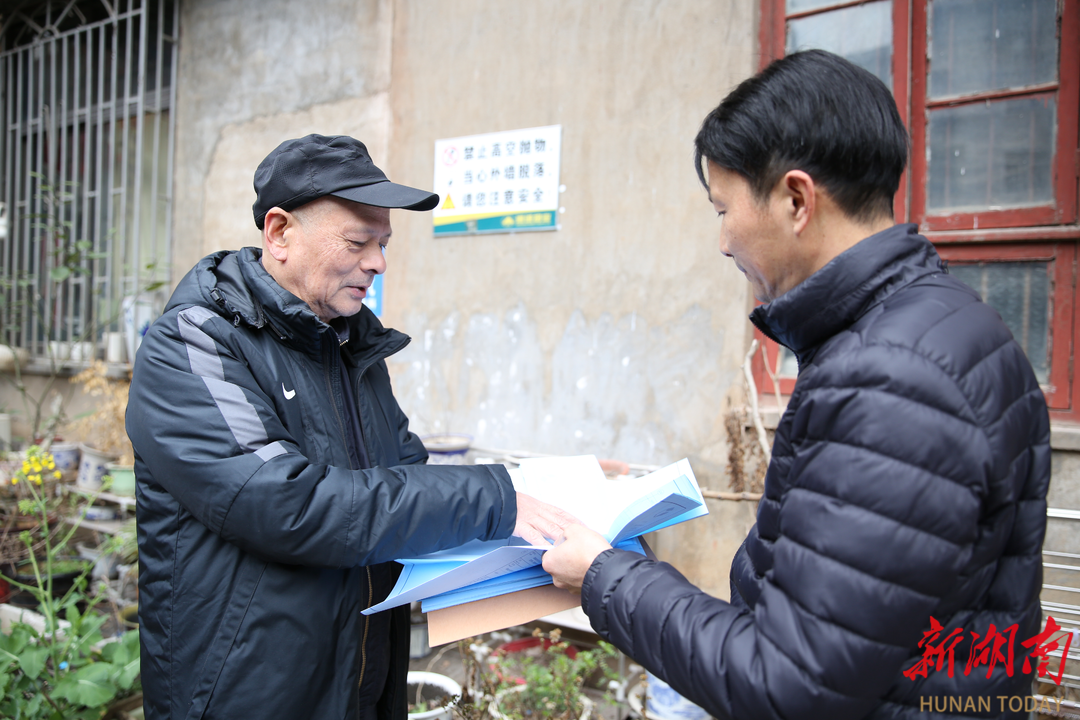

{"left": 384, "top": 1, "right": 755, "bottom": 468}
{"left": 173, "top": 0, "right": 395, "bottom": 268}
{"left": 380, "top": 1, "right": 757, "bottom": 595}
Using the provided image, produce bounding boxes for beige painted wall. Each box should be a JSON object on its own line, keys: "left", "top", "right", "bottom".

{"left": 383, "top": 0, "right": 755, "bottom": 459}
{"left": 379, "top": 1, "right": 756, "bottom": 595}
{"left": 171, "top": 0, "right": 395, "bottom": 270}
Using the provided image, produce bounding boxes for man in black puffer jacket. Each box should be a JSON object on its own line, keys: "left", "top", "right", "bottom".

{"left": 544, "top": 50, "right": 1051, "bottom": 719}
{"left": 127, "top": 135, "right": 574, "bottom": 720}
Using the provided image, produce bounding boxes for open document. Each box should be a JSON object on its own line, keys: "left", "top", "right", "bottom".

{"left": 363, "top": 456, "right": 706, "bottom": 615}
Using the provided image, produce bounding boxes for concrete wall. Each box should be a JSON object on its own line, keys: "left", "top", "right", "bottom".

{"left": 173, "top": 0, "right": 395, "bottom": 269}
{"left": 383, "top": 2, "right": 756, "bottom": 489}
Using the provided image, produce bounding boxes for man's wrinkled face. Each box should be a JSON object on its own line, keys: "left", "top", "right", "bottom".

{"left": 283, "top": 198, "right": 390, "bottom": 322}
{"left": 706, "top": 161, "right": 800, "bottom": 304}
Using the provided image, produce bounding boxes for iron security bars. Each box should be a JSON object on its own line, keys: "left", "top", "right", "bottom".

{"left": 0, "top": 0, "right": 177, "bottom": 361}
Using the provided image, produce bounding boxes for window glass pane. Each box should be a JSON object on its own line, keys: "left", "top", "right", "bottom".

{"left": 786, "top": 1, "right": 892, "bottom": 90}
{"left": 948, "top": 262, "right": 1050, "bottom": 384}
{"left": 929, "top": 0, "right": 1057, "bottom": 99}
{"left": 777, "top": 346, "right": 799, "bottom": 378}
{"left": 927, "top": 97, "right": 1055, "bottom": 212}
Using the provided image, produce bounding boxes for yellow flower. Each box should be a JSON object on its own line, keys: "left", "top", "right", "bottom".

{"left": 53, "top": 471, "right": 62, "bottom": 479}
{"left": 21, "top": 461, "right": 30, "bottom": 474}
{"left": 11, "top": 476, "right": 18, "bottom": 485}
{"left": 46, "top": 460, "right": 55, "bottom": 470}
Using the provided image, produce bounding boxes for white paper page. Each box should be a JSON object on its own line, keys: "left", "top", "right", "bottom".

{"left": 516, "top": 455, "right": 705, "bottom": 540}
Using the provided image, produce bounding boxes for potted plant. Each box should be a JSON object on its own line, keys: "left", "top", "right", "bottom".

{"left": 0, "top": 446, "right": 68, "bottom": 578}
{"left": 457, "top": 628, "right": 619, "bottom": 720}
{"left": 408, "top": 670, "right": 462, "bottom": 720}
{"left": 0, "top": 446, "right": 141, "bottom": 719}
{"left": 488, "top": 634, "right": 582, "bottom": 686}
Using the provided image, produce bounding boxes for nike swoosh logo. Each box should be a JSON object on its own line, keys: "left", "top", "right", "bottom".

{"left": 282, "top": 383, "right": 296, "bottom": 400}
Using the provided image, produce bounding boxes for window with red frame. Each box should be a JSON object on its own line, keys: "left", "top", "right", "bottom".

{"left": 754, "top": 0, "right": 1080, "bottom": 422}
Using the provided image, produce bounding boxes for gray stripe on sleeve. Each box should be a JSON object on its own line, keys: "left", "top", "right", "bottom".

{"left": 178, "top": 306, "right": 225, "bottom": 382}
{"left": 177, "top": 305, "right": 273, "bottom": 456}
{"left": 202, "top": 376, "right": 269, "bottom": 452}
{"left": 255, "top": 441, "right": 287, "bottom": 461}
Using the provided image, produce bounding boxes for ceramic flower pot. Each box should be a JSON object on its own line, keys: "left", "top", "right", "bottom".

{"left": 626, "top": 672, "right": 709, "bottom": 720}
{"left": 407, "top": 671, "right": 461, "bottom": 720}
{"left": 421, "top": 434, "right": 472, "bottom": 465}
{"left": 106, "top": 463, "right": 136, "bottom": 496}
{"left": 49, "top": 442, "right": 80, "bottom": 483}
{"left": 77, "top": 444, "right": 118, "bottom": 491}
{"left": 0, "top": 345, "right": 28, "bottom": 372}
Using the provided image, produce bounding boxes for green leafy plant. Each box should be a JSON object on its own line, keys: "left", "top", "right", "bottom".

{"left": 0, "top": 446, "right": 72, "bottom": 569}
{"left": 457, "top": 629, "right": 619, "bottom": 720}
{"left": 0, "top": 445, "right": 140, "bottom": 718}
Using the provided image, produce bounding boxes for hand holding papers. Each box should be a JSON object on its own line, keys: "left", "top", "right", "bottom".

{"left": 542, "top": 523, "right": 618, "bottom": 593}
{"left": 512, "top": 491, "right": 580, "bottom": 547}
{"left": 363, "top": 456, "right": 706, "bottom": 615}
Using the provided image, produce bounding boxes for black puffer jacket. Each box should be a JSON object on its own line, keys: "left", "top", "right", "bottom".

{"left": 582, "top": 224, "right": 1050, "bottom": 719}
{"left": 127, "top": 248, "right": 517, "bottom": 720}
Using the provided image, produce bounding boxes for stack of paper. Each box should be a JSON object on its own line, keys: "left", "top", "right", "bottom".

{"left": 364, "top": 456, "right": 706, "bottom": 615}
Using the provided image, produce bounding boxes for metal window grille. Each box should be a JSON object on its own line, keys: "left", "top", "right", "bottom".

{"left": 0, "top": 0, "right": 177, "bottom": 361}
{"left": 1037, "top": 508, "right": 1080, "bottom": 715}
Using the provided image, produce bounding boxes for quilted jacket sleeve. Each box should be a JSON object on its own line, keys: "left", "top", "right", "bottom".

{"left": 126, "top": 306, "right": 517, "bottom": 569}
{"left": 581, "top": 334, "right": 1031, "bottom": 719}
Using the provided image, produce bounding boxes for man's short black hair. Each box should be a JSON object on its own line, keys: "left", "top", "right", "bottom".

{"left": 694, "top": 49, "right": 908, "bottom": 223}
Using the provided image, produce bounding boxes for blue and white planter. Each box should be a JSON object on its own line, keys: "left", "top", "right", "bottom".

{"left": 76, "top": 444, "right": 118, "bottom": 491}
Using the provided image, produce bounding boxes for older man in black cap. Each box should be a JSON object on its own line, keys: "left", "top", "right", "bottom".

{"left": 127, "top": 135, "right": 574, "bottom": 720}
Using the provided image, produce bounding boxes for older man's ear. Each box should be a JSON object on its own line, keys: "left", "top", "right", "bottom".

{"left": 262, "top": 207, "right": 293, "bottom": 262}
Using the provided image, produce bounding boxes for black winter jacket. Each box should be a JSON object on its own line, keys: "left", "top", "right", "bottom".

{"left": 582, "top": 225, "right": 1051, "bottom": 719}
{"left": 127, "top": 248, "right": 517, "bottom": 720}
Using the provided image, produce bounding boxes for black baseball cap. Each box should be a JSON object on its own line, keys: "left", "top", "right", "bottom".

{"left": 252, "top": 134, "right": 439, "bottom": 229}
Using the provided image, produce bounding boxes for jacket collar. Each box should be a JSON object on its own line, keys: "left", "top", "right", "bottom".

{"left": 749, "top": 223, "right": 943, "bottom": 366}
{"left": 168, "top": 247, "right": 410, "bottom": 367}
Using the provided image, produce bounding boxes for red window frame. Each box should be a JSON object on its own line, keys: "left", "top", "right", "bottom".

{"left": 935, "top": 239, "right": 1078, "bottom": 420}
{"left": 910, "top": 0, "right": 1080, "bottom": 231}
{"left": 754, "top": 0, "right": 1080, "bottom": 422}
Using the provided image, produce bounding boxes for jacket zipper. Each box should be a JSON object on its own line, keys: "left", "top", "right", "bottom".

{"left": 358, "top": 566, "right": 373, "bottom": 692}
{"left": 322, "top": 337, "right": 372, "bottom": 712}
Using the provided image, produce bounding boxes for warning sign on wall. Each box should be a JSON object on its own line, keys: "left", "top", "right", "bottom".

{"left": 433, "top": 125, "right": 562, "bottom": 237}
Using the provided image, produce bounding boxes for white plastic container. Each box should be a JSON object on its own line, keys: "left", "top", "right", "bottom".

{"left": 406, "top": 671, "right": 461, "bottom": 720}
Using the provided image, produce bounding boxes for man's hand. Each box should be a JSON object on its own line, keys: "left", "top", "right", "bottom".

{"left": 513, "top": 492, "right": 579, "bottom": 547}
{"left": 542, "top": 523, "right": 612, "bottom": 593}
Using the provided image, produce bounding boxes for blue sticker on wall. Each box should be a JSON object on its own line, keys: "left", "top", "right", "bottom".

{"left": 362, "top": 274, "right": 383, "bottom": 317}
